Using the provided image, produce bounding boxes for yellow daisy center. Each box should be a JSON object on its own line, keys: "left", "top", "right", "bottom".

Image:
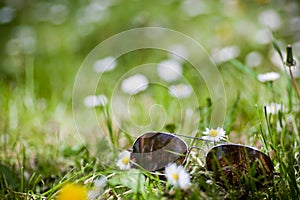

{"left": 172, "top": 173, "right": 179, "bottom": 180}
{"left": 122, "top": 157, "right": 130, "bottom": 165}
{"left": 209, "top": 130, "right": 218, "bottom": 137}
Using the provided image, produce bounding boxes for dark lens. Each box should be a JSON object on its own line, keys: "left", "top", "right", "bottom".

{"left": 131, "top": 132, "right": 188, "bottom": 172}
{"left": 206, "top": 144, "right": 274, "bottom": 186}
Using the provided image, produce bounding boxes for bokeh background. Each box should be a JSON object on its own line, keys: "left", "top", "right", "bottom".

{"left": 0, "top": 0, "right": 300, "bottom": 197}
{"left": 1, "top": 0, "right": 299, "bottom": 141}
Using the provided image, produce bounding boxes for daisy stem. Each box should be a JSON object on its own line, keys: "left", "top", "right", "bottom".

{"left": 288, "top": 67, "right": 300, "bottom": 102}
{"left": 268, "top": 82, "right": 276, "bottom": 101}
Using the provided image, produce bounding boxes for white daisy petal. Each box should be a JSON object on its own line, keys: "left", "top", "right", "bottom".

{"left": 178, "top": 167, "right": 191, "bottom": 190}
{"left": 165, "top": 163, "right": 179, "bottom": 186}
{"left": 257, "top": 72, "right": 280, "bottom": 82}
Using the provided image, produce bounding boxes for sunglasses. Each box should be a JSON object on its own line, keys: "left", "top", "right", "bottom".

{"left": 129, "top": 132, "right": 274, "bottom": 184}
{"left": 206, "top": 144, "right": 274, "bottom": 185}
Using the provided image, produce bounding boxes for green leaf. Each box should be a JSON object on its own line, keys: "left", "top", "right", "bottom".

{"left": 108, "top": 169, "right": 145, "bottom": 193}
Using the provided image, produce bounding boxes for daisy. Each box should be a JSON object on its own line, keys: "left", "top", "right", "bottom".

{"left": 169, "top": 84, "right": 192, "bottom": 99}
{"left": 116, "top": 151, "right": 131, "bottom": 170}
{"left": 121, "top": 74, "right": 148, "bottom": 95}
{"left": 57, "top": 183, "right": 87, "bottom": 200}
{"left": 202, "top": 127, "right": 226, "bottom": 142}
{"left": 257, "top": 72, "right": 280, "bottom": 82}
{"left": 88, "top": 176, "right": 107, "bottom": 200}
{"left": 93, "top": 56, "right": 117, "bottom": 73}
{"left": 165, "top": 163, "right": 191, "bottom": 190}
{"left": 84, "top": 95, "right": 108, "bottom": 108}
{"left": 157, "top": 59, "right": 182, "bottom": 82}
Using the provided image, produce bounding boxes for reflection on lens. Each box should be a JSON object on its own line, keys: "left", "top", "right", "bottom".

{"left": 131, "top": 132, "right": 188, "bottom": 172}
{"left": 206, "top": 144, "right": 274, "bottom": 186}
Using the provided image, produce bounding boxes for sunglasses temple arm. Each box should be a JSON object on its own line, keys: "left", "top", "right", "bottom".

{"left": 173, "top": 133, "right": 211, "bottom": 142}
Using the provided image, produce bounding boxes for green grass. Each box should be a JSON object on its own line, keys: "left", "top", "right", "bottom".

{"left": 1, "top": 0, "right": 300, "bottom": 199}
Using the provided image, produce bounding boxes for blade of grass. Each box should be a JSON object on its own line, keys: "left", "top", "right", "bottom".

{"left": 229, "top": 59, "right": 258, "bottom": 80}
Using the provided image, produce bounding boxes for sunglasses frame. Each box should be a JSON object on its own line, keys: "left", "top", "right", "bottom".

{"left": 205, "top": 143, "right": 274, "bottom": 186}
{"left": 130, "top": 132, "right": 191, "bottom": 172}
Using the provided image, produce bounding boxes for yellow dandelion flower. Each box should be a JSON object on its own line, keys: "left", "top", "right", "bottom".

{"left": 57, "top": 183, "right": 87, "bottom": 200}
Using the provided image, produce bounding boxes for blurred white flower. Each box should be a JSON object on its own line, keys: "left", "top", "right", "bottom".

{"left": 94, "top": 56, "right": 117, "bottom": 73}
{"left": 76, "top": 0, "right": 114, "bottom": 35}
{"left": 77, "top": 0, "right": 112, "bottom": 24}
{"left": 84, "top": 95, "right": 108, "bottom": 108}
{"left": 121, "top": 74, "right": 148, "bottom": 95}
{"left": 254, "top": 29, "right": 272, "bottom": 44}
{"left": 258, "top": 9, "right": 281, "bottom": 30}
{"left": 202, "top": 127, "right": 226, "bottom": 142}
{"left": 165, "top": 163, "right": 191, "bottom": 190}
{"left": 6, "top": 26, "right": 36, "bottom": 55}
{"left": 88, "top": 176, "right": 107, "bottom": 200}
{"left": 0, "top": 7, "right": 15, "bottom": 24}
{"left": 157, "top": 59, "right": 182, "bottom": 82}
{"left": 116, "top": 151, "right": 131, "bottom": 170}
{"left": 181, "top": 0, "right": 208, "bottom": 17}
{"left": 289, "top": 67, "right": 300, "bottom": 78}
{"left": 168, "top": 44, "right": 189, "bottom": 63}
{"left": 49, "top": 4, "right": 69, "bottom": 25}
{"left": 245, "top": 51, "right": 262, "bottom": 67}
{"left": 169, "top": 84, "right": 192, "bottom": 99}
{"left": 257, "top": 72, "right": 280, "bottom": 82}
{"left": 265, "top": 102, "right": 285, "bottom": 115}
{"left": 270, "top": 51, "right": 283, "bottom": 68}
{"left": 276, "top": 120, "right": 283, "bottom": 133}
{"left": 211, "top": 45, "right": 240, "bottom": 64}
{"left": 290, "top": 17, "right": 300, "bottom": 32}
